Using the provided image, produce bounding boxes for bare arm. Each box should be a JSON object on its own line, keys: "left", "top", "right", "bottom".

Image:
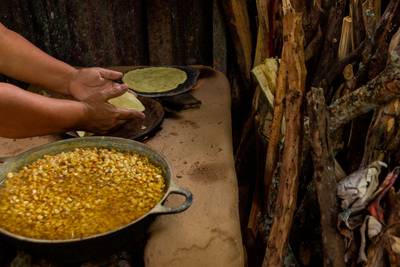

{"left": 0, "top": 82, "right": 143, "bottom": 138}
{"left": 0, "top": 23, "right": 144, "bottom": 138}
{"left": 0, "top": 23, "right": 131, "bottom": 101}
{"left": 0, "top": 83, "right": 85, "bottom": 138}
{"left": 0, "top": 23, "right": 76, "bottom": 95}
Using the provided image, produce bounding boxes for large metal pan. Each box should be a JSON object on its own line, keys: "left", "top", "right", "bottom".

{"left": 0, "top": 137, "right": 192, "bottom": 262}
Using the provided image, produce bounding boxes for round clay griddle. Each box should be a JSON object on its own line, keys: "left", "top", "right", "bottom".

{"left": 123, "top": 66, "right": 200, "bottom": 98}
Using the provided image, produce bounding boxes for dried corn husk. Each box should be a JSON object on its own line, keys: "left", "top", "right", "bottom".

{"left": 367, "top": 215, "right": 383, "bottom": 239}
{"left": 337, "top": 161, "right": 387, "bottom": 213}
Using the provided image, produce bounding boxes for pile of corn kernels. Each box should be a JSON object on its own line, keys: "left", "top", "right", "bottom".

{"left": 0, "top": 148, "right": 165, "bottom": 240}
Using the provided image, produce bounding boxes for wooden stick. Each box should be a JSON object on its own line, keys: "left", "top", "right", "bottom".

{"left": 311, "top": 0, "right": 346, "bottom": 88}
{"left": 262, "top": 5, "right": 306, "bottom": 266}
{"left": 338, "top": 16, "right": 354, "bottom": 60}
{"left": 237, "top": 58, "right": 279, "bottom": 166}
{"left": 305, "top": 26, "right": 322, "bottom": 61}
{"left": 328, "top": 43, "right": 400, "bottom": 131}
{"left": 307, "top": 87, "right": 346, "bottom": 267}
{"left": 220, "top": 0, "right": 253, "bottom": 82}
{"left": 387, "top": 188, "right": 400, "bottom": 226}
{"left": 360, "top": 26, "right": 400, "bottom": 167}
{"left": 263, "top": 52, "right": 287, "bottom": 208}
{"left": 360, "top": 99, "right": 400, "bottom": 167}
{"left": 254, "top": 0, "right": 270, "bottom": 66}
{"left": 350, "top": 0, "right": 366, "bottom": 48}
{"left": 359, "top": 0, "right": 400, "bottom": 83}
{"left": 366, "top": 224, "right": 400, "bottom": 267}
{"left": 246, "top": 59, "right": 279, "bottom": 237}
{"left": 213, "top": 0, "right": 228, "bottom": 73}
{"left": 323, "top": 45, "right": 363, "bottom": 99}
{"left": 362, "top": 0, "right": 381, "bottom": 39}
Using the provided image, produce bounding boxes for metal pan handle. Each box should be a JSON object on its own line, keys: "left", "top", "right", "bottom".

{"left": 150, "top": 180, "right": 193, "bottom": 215}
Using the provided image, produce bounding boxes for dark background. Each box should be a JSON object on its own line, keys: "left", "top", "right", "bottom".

{"left": 0, "top": 0, "right": 214, "bottom": 67}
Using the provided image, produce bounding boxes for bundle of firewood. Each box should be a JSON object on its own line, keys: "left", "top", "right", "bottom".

{"left": 221, "top": 0, "right": 400, "bottom": 266}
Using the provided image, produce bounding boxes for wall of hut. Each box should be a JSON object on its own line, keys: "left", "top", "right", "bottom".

{"left": 0, "top": 0, "right": 214, "bottom": 73}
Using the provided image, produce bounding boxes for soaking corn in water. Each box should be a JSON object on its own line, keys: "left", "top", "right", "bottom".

{"left": 0, "top": 148, "right": 166, "bottom": 240}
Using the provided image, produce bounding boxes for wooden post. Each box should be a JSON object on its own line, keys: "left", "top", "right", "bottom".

{"left": 254, "top": 0, "right": 270, "bottom": 66}
{"left": 307, "top": 87, "right": 345, "bottom": 267}
{"left": 262, "top": 2, "right": 306, "bottom": 266}
{"left": 220, "top": 0, "right": 253, "bottom": 82}
{"left": 350, "top": 0, "right": 366, "bottom": 48}
{"left": 338, "top": 16, "right": 354, "bottom": 60}
{"left": 263, "top": 54, "right": 286, "bottom": 208}
{"left": 312, "top": 0, "right": 346, "bottom": 89}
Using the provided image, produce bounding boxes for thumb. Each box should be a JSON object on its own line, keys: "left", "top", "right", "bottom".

{"left": 116, "top": 108, "right": 145, "bottom": 120}
{"left": 101, "top": 84, "right": 128, "bottom": 100}
{"left": 98, "top": 68, "right": 123, "bottom": 80}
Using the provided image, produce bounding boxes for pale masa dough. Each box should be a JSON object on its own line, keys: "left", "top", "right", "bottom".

{"left": 77, "top": 92, "right": 144, "bottom": 137}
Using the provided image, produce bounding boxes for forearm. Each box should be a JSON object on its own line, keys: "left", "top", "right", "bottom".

{"left": 0, "top": 23, "right": 76, "bottom": 95}
{"left": 0, "top": 83, "right": 86, "bottom": 138}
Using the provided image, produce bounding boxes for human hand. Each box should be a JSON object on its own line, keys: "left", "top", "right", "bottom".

{"left": 77, "top": 84, "right": 145, "bottom": 134}
{"left": 68, "top": 67, "right": 125, "bottom": 101}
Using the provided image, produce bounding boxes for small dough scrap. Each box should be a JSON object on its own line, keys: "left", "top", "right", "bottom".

{"left": 76, "top": 131, "right": 94, "bottom": 138}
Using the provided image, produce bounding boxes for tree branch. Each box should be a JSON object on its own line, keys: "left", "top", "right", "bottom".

{"left": 328, "top": 44, "right": 400, "bottom": 131}
{"left": 263, "top": 8, "right": 306, "bottom": 267}
{"left": 307, "top": 87, "right": 345, "bottom": 267}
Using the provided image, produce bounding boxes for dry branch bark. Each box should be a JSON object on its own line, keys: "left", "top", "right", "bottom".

{"left": 262, "top": 5, "right": 306, "bottom": 267}
{"left": 305, "top": 26, "right": 322, "bottom": 61}
{"left": 254, "top": 0, "right": 270, "bottom": 66}
{"left": 361, "top": 99, "right": 400, "bottom": 167}
{"left": 220, "top": 0, "right": 253, "bottom": 82}
{"left": 338, "top": 16, "right": 354, "bottom": 60}
{"left": 350, "top": 0, "right": 366, "bottom": 48}
{"left": 301, "top": 1, "right": 321, "bottom": 48}
{"left": 246, "top": 58, "right": 279, "bottom": 245}
{"left": 312, "top": 0, "right": 346, "bottom": 88}
{"left": 360, "top": 26, "right": 400, "bottom": 167}
{"left": 328, "top": 44, "right": 400, "bottom": 131}
{"left": 263, "top": 53, "right": 286, "bottom": 207}
{"left": 388, "top": 188, "right": 400, "bottom": 226}
{"left": 361, "top": 0, "right": 381, "bottom": 40}
{"left": 366, "top": 223, "right": 400, "bottom": 267}
{"left": 360, "top": 0, "right": 400, "bottom": 83}
{"left": 307, "top": 87, "right": 345, "bottom": 267}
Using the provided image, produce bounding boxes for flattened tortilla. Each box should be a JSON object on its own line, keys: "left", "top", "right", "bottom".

{"left": 76, "top": 92, "right": 144, "bottom": 137}
{"left": 108, "top": 92, "right": 145, "bottom": 112}
{"left": 122, "top": 67, "right": 187, "bottom": 93}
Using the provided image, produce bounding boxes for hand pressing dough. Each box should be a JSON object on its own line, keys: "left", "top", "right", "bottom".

{"left": 77, "top": 92, "right": 145, "bottom": 137}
